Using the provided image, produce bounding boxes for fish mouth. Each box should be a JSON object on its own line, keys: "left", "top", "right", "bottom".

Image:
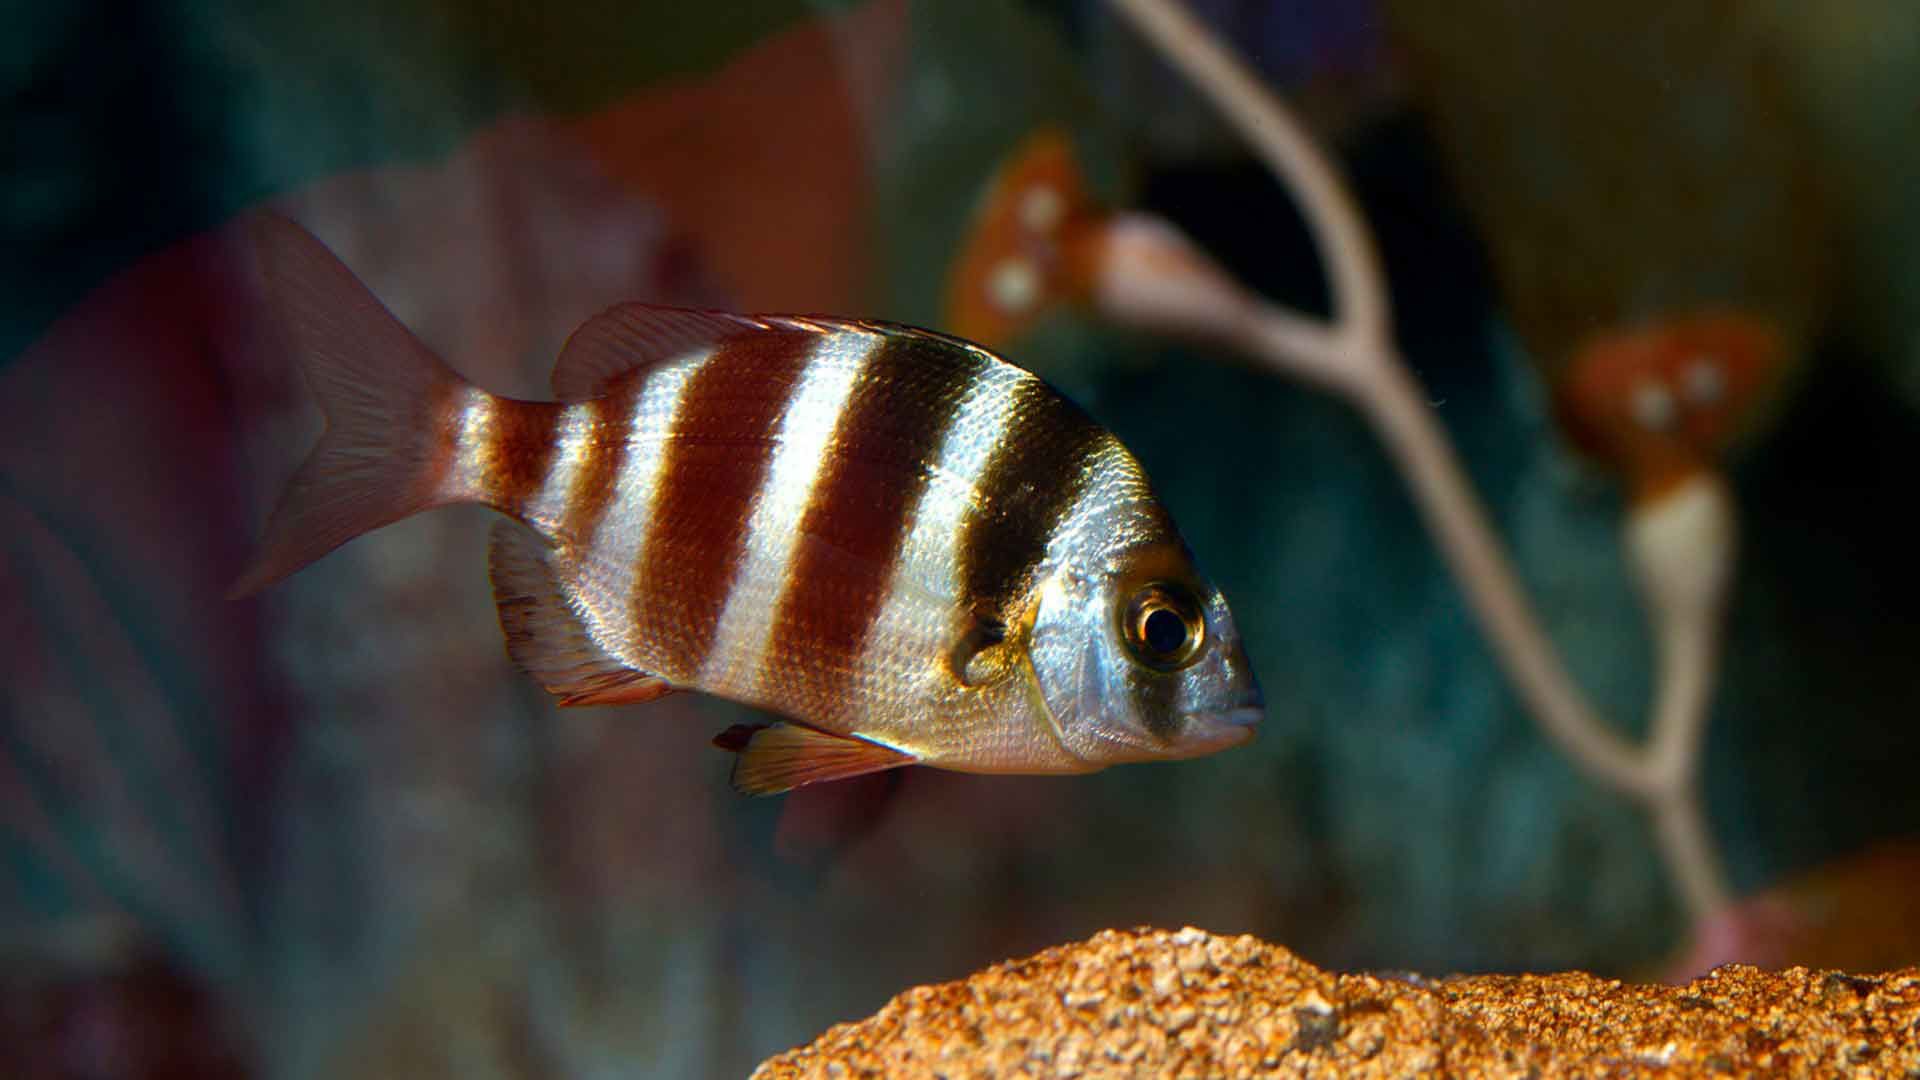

{"left": 1176, "top": 703, "right": 1264, "bottom": 754}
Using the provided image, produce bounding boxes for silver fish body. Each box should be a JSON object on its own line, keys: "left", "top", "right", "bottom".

{"left": 237, "top": 216, "right": 1263, "bottom": 793}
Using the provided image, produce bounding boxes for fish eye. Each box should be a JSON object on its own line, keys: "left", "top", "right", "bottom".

{"left": 1121, "top": 582, "right": 1205, "bottom": 671}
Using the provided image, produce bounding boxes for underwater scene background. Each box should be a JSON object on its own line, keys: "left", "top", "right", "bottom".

{"left": 5, "top": 1, "right": 1920, "bottom": 1075}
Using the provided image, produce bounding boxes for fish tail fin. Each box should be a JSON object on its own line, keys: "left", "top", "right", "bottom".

{"left": 229, "top": 215, "right": 468, "bottom": 598}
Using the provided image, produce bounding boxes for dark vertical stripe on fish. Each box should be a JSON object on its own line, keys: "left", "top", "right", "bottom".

{"left": 1127, "top": 664, "right": 1180, "bottom": 740}
{"left": 563, "top": 376, "right": 641, "bottom": 547}
{"left": 482, "top": 399, "right": 563, "bottom": 512}
{"left": 957, "top": 376, "right": 1109, "bottom": 621}
{"left": 766, "top": 334, "right": 982, "bottom": 704}
{"left": 630, "top": 332, "right": 816, "bottom": 672}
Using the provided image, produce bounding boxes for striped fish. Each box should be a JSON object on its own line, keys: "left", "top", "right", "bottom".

{"left": 234, "top": 217, "right": 1263, "bottom": 794}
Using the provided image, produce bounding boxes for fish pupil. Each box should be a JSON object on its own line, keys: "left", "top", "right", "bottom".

{"left": 1122, "top": 582, "right": 1205, "bottom": 671}
{"left": 1143, "top": 607, "right": 1188, "bottom": 656}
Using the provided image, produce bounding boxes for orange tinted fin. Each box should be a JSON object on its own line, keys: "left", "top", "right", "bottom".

{"left": 487, "top": 522, "right": 676, "bottom": 707}
{"left": 551, "top": 305, "right": 773, "bottom": 401}
{"left": 230, "top": 214, "right": 466, "bottom": 597}
{"left": 724, "top": 723, "right": 916, "bottom": 796}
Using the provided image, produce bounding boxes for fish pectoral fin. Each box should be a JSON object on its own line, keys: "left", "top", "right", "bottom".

{"left": 488, "top": 521, "right": 677, "bottom": 707}
{"left": 948, "top": 612, "right": 1010, "bottom": 687}
{"left": 719, "top": 723, "right": 916, "bottom": 796}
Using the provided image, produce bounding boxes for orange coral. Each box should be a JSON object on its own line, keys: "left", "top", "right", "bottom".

{"left": 1554, "top": 310, "right": 1788, "bottom": 501}
{"left": 942, "top": 131, "right": 1112, "bottom": 348}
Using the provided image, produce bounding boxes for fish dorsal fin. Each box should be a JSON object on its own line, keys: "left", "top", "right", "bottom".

{"left": 718, "top": 723, "right": 916, "bottom": 796}
{"left": 552, "top": 304, "right": 776, "bottom": 402}
{"left": 488, "top": 522, "right": 676, "bottom": 706}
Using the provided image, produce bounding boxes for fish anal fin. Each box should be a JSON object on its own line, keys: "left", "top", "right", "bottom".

{"left": 488, "top": 521, "right": 675, "bottom": 707}
{"left": 552, "top": 304, "right": 771, "bottom": 401}
{"left": 722, "top": 723, "right": 916, "bottom": 796}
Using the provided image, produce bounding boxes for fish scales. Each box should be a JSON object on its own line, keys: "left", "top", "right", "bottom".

{"left": 459, "top": 327, "right": 1165, "bottom": 743}
{"left": 527, "top": 401, "right": 594, "bottom": 529}
{"left": 559, "top": 378, "right": 643, "bottom": 548}
{"left": 762, "top": 334, "right": 988, "bottom": 731}
{"left": 237, "top": 216, "right": 1263, "bottom": 794}
{"left": 623, "top": 330, "right": 817, "bottom": 682}
{"left": 455, "top": 391, "right": 560, "bottom": 510}
{"left": 957, "top": 378, "right": 1115, "bottom": 624}
{"left": 843, "top": 356, "right": 1038, "bottom": 762}
{"left": 549, "top": 357, "right": 706, "bottom": 673}
{"left": 698, "top": 331, "right": 879, "bottom": 700}
{"left": 563, "top": 335, "right": 1162, "bottom": 755}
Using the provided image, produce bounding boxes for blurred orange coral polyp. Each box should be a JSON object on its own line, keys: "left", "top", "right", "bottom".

{"left": 1553, "top": 310, "right": 1788, "bottom": 501}
{"left": 1670, "top": 838, "right": 1920, "bottom": 980}
{"left": 942, "top": 130, "right": 1110, "bottom": 348}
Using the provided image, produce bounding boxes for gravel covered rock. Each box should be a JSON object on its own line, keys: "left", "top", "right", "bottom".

{"left": 754, "top": 926, "right": 1920, "bottom": 1078}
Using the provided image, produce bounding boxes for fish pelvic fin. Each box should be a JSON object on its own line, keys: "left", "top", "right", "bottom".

{"left": 229, "top": 215, "right": 468, "bottom": 598}
{"left": 720, "top": 723, "right": 916, "bottom": 796}
{"left": 488, "top": 521, "right": 677, "bottom": 706}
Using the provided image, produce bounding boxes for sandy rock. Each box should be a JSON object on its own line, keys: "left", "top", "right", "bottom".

{"left": 754, "top": 926, "right": 1920, "bottom": 1078}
